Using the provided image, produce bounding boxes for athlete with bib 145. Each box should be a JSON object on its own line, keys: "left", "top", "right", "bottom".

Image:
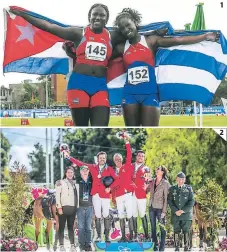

{"left": 10, "top": 4, "right": 125, "bottom": 126}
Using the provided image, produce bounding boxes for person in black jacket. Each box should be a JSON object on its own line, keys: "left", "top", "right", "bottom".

{"left": 76, "top": 165, "right": 93, "bottom": 251}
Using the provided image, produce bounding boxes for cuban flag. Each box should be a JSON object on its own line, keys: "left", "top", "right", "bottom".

{"left": 3, "top": 6, "right": 227, "bottom": 106}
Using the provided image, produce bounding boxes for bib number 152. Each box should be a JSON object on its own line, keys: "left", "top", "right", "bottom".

{"left": 128, "top": 66, "right": 149, "bottom": 84}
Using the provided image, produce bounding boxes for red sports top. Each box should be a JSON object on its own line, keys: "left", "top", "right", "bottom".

{"left": 123, "top": 36, "right": 155, "bottom": 69}
{"left": 113, "top": 143, "right": 136, "bottom": 198}
{"left": 68, "top": 156, "right": 118, "bottom": 199}
{"left": 76, "top": 26, "right": 112, "bottom": 67}
{"left": 131, "top": 163, "right": 150, "bottom": 199}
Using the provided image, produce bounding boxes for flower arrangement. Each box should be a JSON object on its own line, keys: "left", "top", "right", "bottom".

{"left": 219, "top": 237, "right": 227, "bottom": 251}
{"left": 0, "top": 238, "right": 38, "bottom": 251}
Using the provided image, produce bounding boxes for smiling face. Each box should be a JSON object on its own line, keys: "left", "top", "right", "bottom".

{"left": 98, "top": 154, "right": 107, "bottom": 166}
{"left": 113, "top": 154, "right": 123, "bottom": 168}
{"left": 80, "top": 168, "right": 89, "bottom": 177}
{"left": 118, "top": 17, "right": 137, "bottom": 39}
{"left": 156, "top": 167, "right": 164, "bottom": 177}
{"left": 136, "top": 152, "right": 145, "bottom": 164}
{"left": 176, "top": 177, "right": 185, "bottom": 187}
{"left": 66, "top": 168, "right": 74, "bottom": 180}
{"left": 90, "top": 6, "right": 108, "bottom": 31}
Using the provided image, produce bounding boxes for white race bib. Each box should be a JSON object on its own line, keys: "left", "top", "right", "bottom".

{"left": 128, "top": 66, "right": 149, "bottom": 85}
{"left": 85, "top": 42, "right": 107, "bottom": 61}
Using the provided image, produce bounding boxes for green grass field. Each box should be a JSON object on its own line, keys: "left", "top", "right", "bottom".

{"left": 1, "top": 115, "right": 227, "bottom": 127}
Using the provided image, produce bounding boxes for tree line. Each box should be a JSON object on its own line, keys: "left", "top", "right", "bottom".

{"left": 1, "top": 128, "right": 227, "bottom": 199}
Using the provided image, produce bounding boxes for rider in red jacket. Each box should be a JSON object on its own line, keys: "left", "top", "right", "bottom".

{"left": 130, "top": 150, "right": 151, "bottom": 241}
{"left": 112, "top": 133, "right": 135, "bottom": 242}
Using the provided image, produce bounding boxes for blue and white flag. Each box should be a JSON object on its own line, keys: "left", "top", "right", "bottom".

{"left": 3, "top": 6, "right": 227, "bottom": 106}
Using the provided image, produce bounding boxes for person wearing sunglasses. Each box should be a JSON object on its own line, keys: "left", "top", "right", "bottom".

{"left": 148, "top": 165, "right": 170, "bottom": 251}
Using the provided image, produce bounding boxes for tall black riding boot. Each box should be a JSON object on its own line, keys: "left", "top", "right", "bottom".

{"left": 133, "top": 217, "right": 138, "bottom": 242}
{"left": 141, "top": 215, "right": 149, "bottom": 241}
{"left": 119, "top": 218, "right": 126, "bottom": 242}
{"left": 104, "top": 216, "right": 111, "bottom": 243}
{"left": 95, "top": 218, "right": 102, "bottom": 242}
{"left": 174, "top": 233, "right": 180, "bottom": 252}
{"left": 184, "top": 233, "right": 191, "bottom": 251}
{"left": 128, "top": 217, "right": 134, "bottom": 242}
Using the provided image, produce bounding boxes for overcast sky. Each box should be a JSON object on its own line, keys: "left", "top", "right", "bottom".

{"left": 0, "top": 0, "right": 227, "bottom": 87}
{"left": 2, "top": 128, "right": 58, "bottom": 171}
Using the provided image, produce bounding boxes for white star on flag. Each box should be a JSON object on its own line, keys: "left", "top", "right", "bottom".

{"left": 16, "top": 23, "right": 37, "bottom": 45}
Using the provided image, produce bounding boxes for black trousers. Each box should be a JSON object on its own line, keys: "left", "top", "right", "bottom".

{"left": 58, "top": 213, "right": 76, "bottom": 245}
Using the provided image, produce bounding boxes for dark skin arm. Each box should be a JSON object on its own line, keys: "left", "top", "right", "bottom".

{"left": 110, "top": 29, "right": 127, "bottom": 47}
{"left": 62, "top": 41, "right": 77, "bottom": 58}
{"left": 147, "top": 32, "right": 218, "bottom": 53}
{"left": 110, "top": 43, "right": 124, "bottom": 60}
{"left": 10, "top": 9, "right": 83, "bottom": 42}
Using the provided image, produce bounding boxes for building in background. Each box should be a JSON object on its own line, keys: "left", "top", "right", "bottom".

{"left": 51, "top": 74, "right": 67, "bottom": 103}
{"left": 0, "top": 86, "right": 13, "bottom": 109}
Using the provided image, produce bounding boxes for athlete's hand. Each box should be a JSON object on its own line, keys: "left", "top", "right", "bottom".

{"left": 142, "top": 184, "right": 149, "bottom": 191}
{"left": 62, "top": 41, "right": 77, "bottom": 59}
{"left": 123, "top": 132, "right": 130, "bottom": 142}
{"left": 105, "top": 187, "right": 111, "bottom": 193}
{"left": 62, "top": 150, "right": 70, "bottom": 159}
{"left": 205, "top": 32, "right": 219, "bottom": 42}
{"left": 144, "top": 172, "right": 152, "bottom": 181}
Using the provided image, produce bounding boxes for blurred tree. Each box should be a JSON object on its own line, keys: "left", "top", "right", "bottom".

{"left": 0, "top": 132, "right": 11, "bottom": 183}
{"left": 212, "top": 78, "right": 227, "bottom": 104}
{"left": 144, "top": 129, "right": 227, "bottom": 191}
{"left": 196, "top": 179, "right": 225, "bottom": 247}
{"left": 28, "top": 143, "right": 46, "bottom": 183}
{"left": 2, "top": 162, "right": 29, "bottom": 238}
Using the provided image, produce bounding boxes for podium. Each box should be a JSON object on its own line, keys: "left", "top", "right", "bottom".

{"left": 95, "top": 241, "right": 153, "bottom": 251}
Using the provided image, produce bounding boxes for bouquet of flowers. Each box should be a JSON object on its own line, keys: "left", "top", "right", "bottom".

{"left": 0, "top": 238, "right": 38, "bottom": 251}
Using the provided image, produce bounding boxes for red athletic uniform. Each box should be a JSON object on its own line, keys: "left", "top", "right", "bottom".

{"left": 132, "top": 163, "right": 150, "bottom": 199}
{"left": 114, "top": 143, "right": 135, "bottom": 198}
{"left": 76, "top": 26, "right": 112, "bottom": 67}
{"left": 67, "top": 26, "right": 112, "bottom": 108}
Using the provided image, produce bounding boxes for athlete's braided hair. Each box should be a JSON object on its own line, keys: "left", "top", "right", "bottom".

{"left": 88, "top": 3, "right": 109, "bottom": 24}
{"left": 114, "top": 8, "right": 142, "bottom": 28}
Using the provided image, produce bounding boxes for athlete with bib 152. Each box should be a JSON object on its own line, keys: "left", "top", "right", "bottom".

{"left": 112, "top": 8, "right": 219, "bottom": 126}
{"left": 10, "top": 4, "right": 124, "bottom": 126}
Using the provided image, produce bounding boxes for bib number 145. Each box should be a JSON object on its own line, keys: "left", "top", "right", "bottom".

{"left": 128, "top": 66, "right": 149, "bottom": 84}
{"left": 85, "top": 42, "right": 107, "bottom": 61}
